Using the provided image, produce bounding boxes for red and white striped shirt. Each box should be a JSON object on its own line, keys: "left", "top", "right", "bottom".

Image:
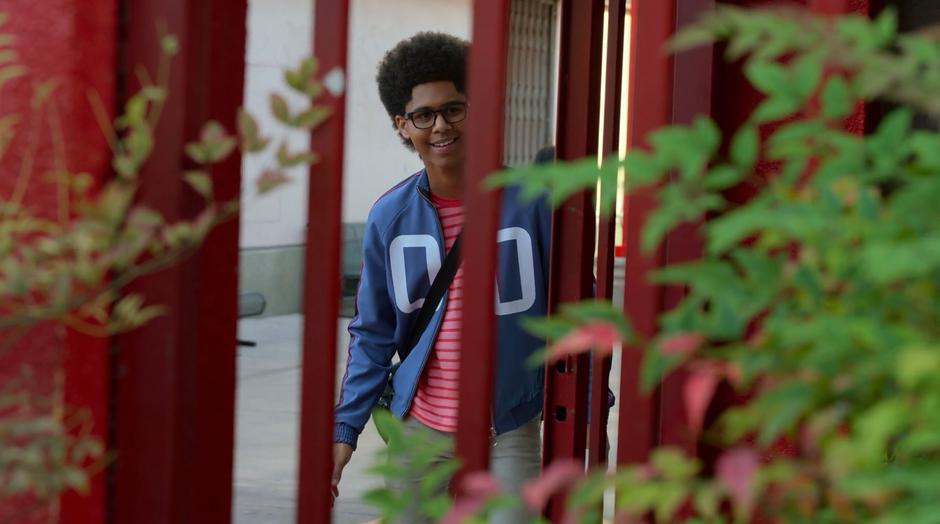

{"left": 410, "top": 193, "right": 464, "bottom": 432}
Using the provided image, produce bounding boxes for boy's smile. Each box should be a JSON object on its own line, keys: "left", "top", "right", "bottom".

{"left": 395, "top": 81, "right": 467, "bottom": 197}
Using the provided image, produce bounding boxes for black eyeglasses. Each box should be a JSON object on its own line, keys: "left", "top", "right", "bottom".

{"left": 404, "top": 102, "right": 468, "bottom": 129}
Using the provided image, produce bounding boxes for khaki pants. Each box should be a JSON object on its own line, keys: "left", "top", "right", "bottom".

{"left": 388, "top": 416, "right": 542, "bottom": 524}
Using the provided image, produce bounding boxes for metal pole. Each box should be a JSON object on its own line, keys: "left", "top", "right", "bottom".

{"left": 454, "top": 0, "right": 512, "bottom": 485}
{"left": 616, "top": 0, "right": 676, "bottom": 468}
{"left": 543, "top": 0, "right": 606, "bottom": 520}
{"left": 296, "top": 0, "right": 350, "bottom": 522}
{"left": 657, "top": 0, "right": 715, "bottom": 453}
{"left": 112, "top": 1, "right": 246, "bottom": 522}
{"left": 589, "top": 0, "right": 628, "bottom": 470}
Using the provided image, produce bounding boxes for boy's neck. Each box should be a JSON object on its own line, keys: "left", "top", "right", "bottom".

{"left": 425, "top": 165, "right": 463, "bottom": 199}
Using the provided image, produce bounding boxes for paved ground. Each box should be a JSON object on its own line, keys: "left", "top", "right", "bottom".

{"left": 233, "top": 311, "right": 622, "bottom": 524}
{"left": 233, "top": 314, "right": 384, "bottom": 524}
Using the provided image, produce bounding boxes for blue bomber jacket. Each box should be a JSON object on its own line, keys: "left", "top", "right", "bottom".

{"left": 334, "top": 170, "right": 552, "bottom": 449}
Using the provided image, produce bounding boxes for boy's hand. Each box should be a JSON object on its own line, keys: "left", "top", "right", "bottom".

{"left": 332, "top": 443, "right": 354, "bottom": 503}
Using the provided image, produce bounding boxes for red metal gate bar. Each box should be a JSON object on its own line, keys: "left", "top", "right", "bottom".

{"left": 2, "top": 2, "right": 116, "bottom": 522}
{"left": 543, "top": 0, "right": 606, "bottom": 520}
{"left": 589, "top": 0, "right": 629, "bottom": 470}
{"left": 113, "top": 1, "right": 246, "bottom": 522}
{"left": 453, "top": 0, "right": 512, "bottom": 484}
{"left": 616, "top": 0, "right": 676, "bottom": 468}
{"left": 656, "top": 0, "right": 715, "bottom": 453}
{"left": 296, "top": 0, "right": 350, "bottom": 522}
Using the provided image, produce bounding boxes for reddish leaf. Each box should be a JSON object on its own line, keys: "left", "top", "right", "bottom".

{"left": 521, "top": 459, "right": 584, "bottom": 512}
{"left": 439, "top": 471, "right": 502, "bottom": 524}
{"left": 716, "top": 448, "right": 760, "bottom": 516}
{"left": 684, "top": 370, "right": 719, "bottom": 437}
{"left": 256, "top": 169, "right": 290, "bottom": 194}
{"left": 461, "top": 470, "right": 501, "bottom": 499}
{"left": 439, "top": 499, "right": 482, "bottom": 524}
{"left": 660, "top": 332, "right": 704, "bottom": 356}
{"left": 548, "top": 321, "right": 621, "bottom": 361}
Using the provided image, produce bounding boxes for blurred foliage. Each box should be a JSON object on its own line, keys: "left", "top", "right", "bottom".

{"left": 489, "top": 5, "right": 940, "bottom": 524}
{"left": 0, "top": 12, "right": 331, "bottom": 512}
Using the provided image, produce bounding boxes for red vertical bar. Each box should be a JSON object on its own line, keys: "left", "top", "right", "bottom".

{"left": 1, "top": 1, "right": 116, "bottom": 522}
{"left": 113, "top": 1, "right": 246, "bottom": 523}
{"left": 453, "top": 0, "right": 511, "bottom": 483}
{"left": 589, "top": 0, "right": 628, "bottom": 470}
{"left": 656, "top": 0, "right": 715, "bottom": 453}
{"left": 617, "top": 0, "right": 676, "bottom": 468}
{"left": 544, "top": 0, "right": 605, "bottom": 520}
{"left": 296, "top": 1, "right": 349, "bottom": 523}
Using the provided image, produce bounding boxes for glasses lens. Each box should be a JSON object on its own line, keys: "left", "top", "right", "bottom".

{"left": 442, "top": 104, "right": 466, "bottom": 123}
{"left": 411, "top": 110, "right": 435, "bottom": 129}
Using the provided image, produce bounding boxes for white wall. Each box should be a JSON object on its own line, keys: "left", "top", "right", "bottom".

{"left": 241, "top": 0, "right": 472, "bottom": 249}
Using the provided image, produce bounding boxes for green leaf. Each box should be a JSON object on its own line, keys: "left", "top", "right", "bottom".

{"left": 237, "top": 109, "right": 269, "bottom": 152}
{"left": 751, "top": 95, "right": 801, "bottom": 123}
{"left": 692, "top": 483, "right": 720, "bottom": 519}
{"left": 362, "top": 487, "right": 405, "bottom": 515}
{"left": 623, "top": 150, "right": 665, "bottom": 187}
{"left": 183, "top": 170, "right": 212, "bottom": 199}
{"left": 640, "top": 349, "right": 683, "bottom": 392}
{"left": 669, "top": 24, "right": 718, "bottom": 51}
{"left": 292, "top": 106, "right": 332, "bottom": 129}
{"left": 791, "top": 52, "right": 824, "bottom": 99}
{"left": 703, "top": 165, "right": 744, "bottom": 190}
{"left": 270, "top": 93, "right": 291, "bottom": 123}
{"left": 653, "top": 483, "right": 688, "bottom": 523}
{"left": 651, "top": 448, "right": 700, "bottom": 481}
{"left": 755, "top": 383, "right": 815, "bottom": 445}
{"left": 730, "top": 125, "right": 759, "bottom": 168}
{"left": 873, "top": 6, "right": 898, "bottom": 46}
{"left": 854, "top": 398, "right": 909, "bottom": 460}
{"left": 61, "top": 467, "right": 90, "bottom": 494}
{"left": 160, "top": 34, "right": 179, "bottom": 56}
{"left": 420, "top": 460, "right": 460, "bottom": 497}
{"left": 276, "top": 142, "right": 319, "bottom": 168}
{"left": 124, "top": 95, "right": 147, "bottom": 126}
{"left": 558, "top": 300, "right": 632, "bottom": 339}
{"left": 910, "top": 131, "right": 940, "bottom": 171}
{"left": 744, "top": 61, "right": 789, "bottom": 96}
{"left": 896, "top": 347, "right": 940, "bottom": 390}
{"left": 820, "top": 76, "right": 854, "bottom": 119}
{"left": 371, "top": 409, "right": 403, "bottom": 445}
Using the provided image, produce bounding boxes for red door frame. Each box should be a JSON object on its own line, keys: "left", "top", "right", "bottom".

{"left": 543, "top": 0, "right": 606, "bottom": 519}
{"left": 656, "top": 0, "right": 715, "bottom": 453}
{"left": 616, "top": 0, "right": 676, "bottom": 468}
{"left": 589, "top": 0, "right": 629, "bottom": 470}
{"left": 296, "top": 0, "right": 351, "bottom": 522}
{"left": 112, "top": 1, "right": 246, "bottom": 522}
{"left": 453, "top": 0, "right": 512, "bottom": 483}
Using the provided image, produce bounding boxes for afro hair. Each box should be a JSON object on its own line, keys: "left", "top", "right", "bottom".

{"left": 376, "top": 32, "right": 468, "bottom": 148}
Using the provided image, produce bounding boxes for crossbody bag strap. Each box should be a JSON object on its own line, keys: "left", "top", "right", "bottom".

{"left": 403, "top": 233, "right": 462, "bottom": 353}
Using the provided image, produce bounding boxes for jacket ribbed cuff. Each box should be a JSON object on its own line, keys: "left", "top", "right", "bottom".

{"left": 334, "top": 422, "right": 359, "bottom": 450}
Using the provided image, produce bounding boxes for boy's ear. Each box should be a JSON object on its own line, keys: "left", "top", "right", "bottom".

{"left": 394, "top": 115, "right": 410, "bottom": 141}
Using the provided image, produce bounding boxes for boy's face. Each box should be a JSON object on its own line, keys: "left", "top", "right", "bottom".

{"left": 395, "top": 81, "right": 467, "bottom": 175}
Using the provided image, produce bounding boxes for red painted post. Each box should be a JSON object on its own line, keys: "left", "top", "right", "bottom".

{"left": 617, "top": 0, "right": 676, "bottom": 468}
{"left": 453, "top": 0, "right": 511, "bottom": 483}
{"left": 112, "top": 1, "right": 246, "bottom": 522}
{"left": 295, "top": 0, "right": 350, "bottom": 522}
{"left": 589, "top": 0, "right": 628, "bottom": 470}
{"left": 1, "top": 2, "right": 116, "bottom": 522}
{"left": 656, "top": 0, "right": 715, "bottom": 453}
{"left": 543, "top": 0, "right": 605, "bottom": 520}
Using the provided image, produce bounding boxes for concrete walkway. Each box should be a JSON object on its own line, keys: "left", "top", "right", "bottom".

{"left": 233, "top": 315, "right": 383, "bottom": 524}
{"left": 233, "top": 311, "right": 622, "bottom": 524}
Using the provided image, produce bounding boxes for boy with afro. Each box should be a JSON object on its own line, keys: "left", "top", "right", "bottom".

{"left": 332, "top": 32, "right": 553, "bottom": 524}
